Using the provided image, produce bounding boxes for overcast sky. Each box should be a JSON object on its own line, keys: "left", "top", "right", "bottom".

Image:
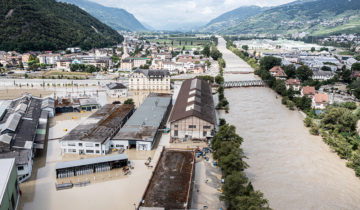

{"left": 89, "top": 0, "right": 296, "bottom": 30}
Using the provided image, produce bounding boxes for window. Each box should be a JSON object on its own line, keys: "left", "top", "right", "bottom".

{"left": 86, "top": 150, "right": 94, "bottom": 154}
{"left": 203, "top": 131, "right": 207, "bottom": 137}
{"left": 18, "top": 166, "right": 24, "bottom": 171}
{"left": 85, "top": 143, "right": 93, "bottom": 147}
{"left": 95, "top": 144, "right": 100, "bottom": 147}
{"left": 96, "top": 150, "right": 100, "bottom": 154}
{"left": 189, "top": 125, "right": 196, "bottom": 128}
{"left": 78, "top": 143, "right": 83, "bottom": 146}
{"left": 174, "top": 130, "right": 178, "bottom": 136}
{"left": 174, "top": 125, "right": 178, "bottom": 128}
{"left": 68, "top": 143, "right": 75, "bottom": 146}
{"left": 203, "top": 126, "right": 211, "bottom": 129}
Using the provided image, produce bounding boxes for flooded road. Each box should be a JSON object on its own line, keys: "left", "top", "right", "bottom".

{"left": 217, "top": 37, "right": 360, "bottom": 210}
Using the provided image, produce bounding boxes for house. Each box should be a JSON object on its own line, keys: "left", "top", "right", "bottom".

{"left": 38, "top": 54, "right": 60, "bottom": 65}
{"left": 105, "top": 83, "right": 128, "bottom": 98}
{"left": 120, "top": 58, "right": 133, "bottom": 70}
{"left": 269, "top": 66, "right": 287, "bottom": 79}
{"left": 312, "top": 93, "right": 329, "bottom": 110}
{"left": 56, "top": 59, "right": 72, "bottom": 71}
{"left": 60, "top": 104, "right": 135, "bottom": 155}
{"left": 131, "top": 57, "right": 148, "bottom": 68}
{"left": 169, "top": 78, "right": 216, "bottom": 142}
{"left": 111, "top": 94, "right": 172, "bottom": 151}
{"left": 193, "top": 64, "right": 206, "bottom": 74}
{"left": 129, "top": 69, "right": 170, "bottom": 91}
{"left": 285, "top": 79, "right": 301, "bottom": 91}
{"left": 312, "top": 70, "right": 335, "bottom": 81}
{"left": 301, "top": 86, "right": 316, "bottom": 98}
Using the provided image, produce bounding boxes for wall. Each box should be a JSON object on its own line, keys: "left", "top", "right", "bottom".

{"left": 170, "top": 116, "right": 214, "bottom": 142}
{"left": 0, "top": 162, "right": 19, "bottom": 210}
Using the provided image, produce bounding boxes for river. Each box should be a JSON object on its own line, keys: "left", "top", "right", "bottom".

{"left": 217, "top": 37, "right": 360, "bottom": 210}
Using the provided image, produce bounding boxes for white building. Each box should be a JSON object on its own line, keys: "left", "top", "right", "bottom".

{"left": 105, "top": 83, "right": 128, "bottom": 98}
{"left": 129, "top": 69, "right": 170, "bottom": 90}
{"left": 38, "top": 54, "right": 60, "bottom": 65}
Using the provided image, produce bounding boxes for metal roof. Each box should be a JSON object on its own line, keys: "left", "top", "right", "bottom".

{"left": 1, "top": 113, "right": 21, "bottom": 133}
{"left": 112, "top": 94, "right": 171, "bottom": 142}
{"left": 55, "top": 154, "right": 128, "bottom": 170}
{"left": 0, "top": 134, "right": 12, "bottom": 145}
{"left": 79, "top": 98, "right": 98, "bottom": 106}
{"left": 0, "top": 158, "right": 15, "bottom": 203}
{"left": 107, "top": 83, "right": 127, "bottom": 90}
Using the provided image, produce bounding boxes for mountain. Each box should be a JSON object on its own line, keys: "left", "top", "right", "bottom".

{"left": 59, "top": 0, "right": 147, "bottom": 31}
{"left": 200, "top": 6, "right": 264, "bottom": 33}
{"left": 0, "top": 0, "right": 123, "bottom": 52}
{"left": 206, "top": 0, "right": 360, "bottom": 36}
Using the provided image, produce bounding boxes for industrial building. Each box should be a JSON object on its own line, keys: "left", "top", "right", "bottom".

{"left": 112, "top": 94, "right": 172, "bottom": 151}
{"left": 169, "top": 78, "right": 216, "bottom": 142}
{"left": 56, "top": 154, "right": 128, "bottom": 178}
{"left": 0, "top": 158, "right": 20, "bottom": 210}
{"left": 0, "top": 94, "right": 53, "bottom": 182}
{"left": 55, "top": 97, "right": 99, "bottom": 114}
{"left": 139, "top": 149, "right": 195, "bottom": 209}
{"left": 60, "top": 104, "right": 135, "bottom": 155}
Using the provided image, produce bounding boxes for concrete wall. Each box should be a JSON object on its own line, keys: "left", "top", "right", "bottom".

{"left": 129, "top": 72, "right": 170, "bottom": 90}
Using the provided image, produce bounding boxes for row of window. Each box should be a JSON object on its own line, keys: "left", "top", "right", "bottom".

{"left": 173, "top": 130, "right": 207, "bottom": 137}
{"left": 174, "top": 125, "right": 211, "bottom": 129}
{"left": 67, "top": 143, "right": 100, "bottom": 147}
{"left": 66, "top": 149, "right": 100, "bottom": 154}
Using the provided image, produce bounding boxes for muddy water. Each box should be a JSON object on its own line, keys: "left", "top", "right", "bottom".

{"left": 217, "top": 37, "right": 360, "bottom": 210}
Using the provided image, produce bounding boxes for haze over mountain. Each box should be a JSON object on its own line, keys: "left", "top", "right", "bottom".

{"left": 0, "top": 0, "right": 123, "bottom": 52}
{"left": 59, "top": 0, "right": 147, "bottom": 31}
{"left": 203, "top": 0, "right": 360, "bottom": 35}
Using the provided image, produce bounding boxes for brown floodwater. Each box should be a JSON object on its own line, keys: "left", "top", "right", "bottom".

{"left": 217, "top": 37, "right": 360, "bottom": 210}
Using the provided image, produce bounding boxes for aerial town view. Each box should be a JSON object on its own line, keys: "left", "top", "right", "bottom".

{"left": 1, "top": 0, "right": 360, "bottom": 210}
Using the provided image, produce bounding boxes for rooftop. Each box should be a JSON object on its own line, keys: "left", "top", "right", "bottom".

{"left": 0, "top": 158, "right": 15, "bottom": 204}
{"left": 56, "top": 154, "right": 128, "bottom": 170}
{"left": 302, "top": 86, "right": 316, "bottom": 95}
{"left": 106, "top": 83, "right": 127, "bottom": 90}
{"left": 140, "top": 149, "right": 195, "bottom": 209}
{"left": 169, "top": 78, "right": 216, "bottom": 125}
{"left": 133, "top": 69, "right": 170, "bottom": 78}
{"left": 62, "top": 104, "right": 135, "bottom": 143}
{"left": 112, "top": 94, "right": 171, "bottom": 142}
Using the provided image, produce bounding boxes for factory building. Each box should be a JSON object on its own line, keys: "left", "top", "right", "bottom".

{"left": 60, "top": 104, "right": 135, "bottom": 155}
{"left": 0, "top": 158, "right": 20, "bottom": 210}
{"left": 0, "top": 94, "right": 53, "bottom": 183}
{"left": 169, "top": 78, "right": 216, "bottom": 142}
{"left": 112, "top": 94, "right": 172, "bottom": 151}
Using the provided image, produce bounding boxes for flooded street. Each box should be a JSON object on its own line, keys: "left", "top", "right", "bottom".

{"left": 217, "top": 37, "right": 360, "bottom": 209}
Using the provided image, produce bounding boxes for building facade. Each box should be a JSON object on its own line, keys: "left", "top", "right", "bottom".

{"left": 129, "top": 69, "right": 171, "bottom": 90}
{"left": 0, "top": 159, "right": 20, "bottom": 210}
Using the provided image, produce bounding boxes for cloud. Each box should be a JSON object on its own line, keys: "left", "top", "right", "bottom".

{"left": 88, "top": 0, "right": 296, "bottom": 30}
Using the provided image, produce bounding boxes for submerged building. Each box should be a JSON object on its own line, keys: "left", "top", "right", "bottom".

{"left": 0, "top": 158, "right": 20, "bottom": 210}
{"left": 112, "top": 94, "right": 172, "bottom": 151}
{"left": 0, "top": 94, "right": 53, "bottom": 183}
{"left": 60, "top": 104, "right": 135, "bottom": 155}
{"left": 169, "top": 78, "right": 216, "bottom": 142}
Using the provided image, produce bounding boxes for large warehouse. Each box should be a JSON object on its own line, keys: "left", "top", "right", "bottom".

{"left": 112, "top": 94, "right": 172, "bottom": 151}
{"left": 169, "top": 78, "right": 216, "bottom": 142}
{"left": 60, "top": 104, "right": 135, "bottom": 155}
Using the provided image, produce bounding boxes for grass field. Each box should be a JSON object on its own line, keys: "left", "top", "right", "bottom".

{"left": 146, "top": 37, "right": 211, "bottom": 49}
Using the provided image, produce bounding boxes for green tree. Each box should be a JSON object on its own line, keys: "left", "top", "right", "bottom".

{"left": 242, "top": 45, "right": 249, "bottom": 51}
{"left": 311, "top": 47, "right": 316, "bottom": 52}
{"left": 210, "top": 47, "right": 222, "bottom": 61}
{"left": 124, "top": 98, "right": 134, "bottom": 105}
{"left": 351, "top": 63, "right": 360, "bottom": 72}
{"left": 215, "top": 75, "right": 224, "bottom": 85}
{"left": 321, "top": 107, "right": 357, "bottom": 133}
{"left": 283, "top": 64, "right": 296, "bottom": 78}
{"left": 260, "top": 56, "right": 282, "bottom": 71}
{"left": 296, "top": 65, "right": 313, "bottom": 82}
{"left": 321, "top": 66, "right": 332, "bottom": 71}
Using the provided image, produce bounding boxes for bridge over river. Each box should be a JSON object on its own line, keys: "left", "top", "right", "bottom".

{"left": 223, "top": 80, "right": 266, "bottom": 88}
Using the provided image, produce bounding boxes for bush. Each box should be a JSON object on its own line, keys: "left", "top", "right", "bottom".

{"left": 310, "top": 124, "right": 320, "bottom": 135}
{"left": 304, "top": 117, "right": 313, "bottom": 127}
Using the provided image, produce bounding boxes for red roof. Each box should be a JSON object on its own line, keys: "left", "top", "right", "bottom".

{"left": 269, "top": 66, "right": 282, "bottom": 72}
{"left": 314, "top": 93, "right": 329, "bottom": 103}
{"left": 270, "top": 66, "right": 287, "bottom": 78}
{"left": 302, "top": 86, "right": 316, "bottom": 95}
{"left": 286, "top": 79, "right": 300, "bottom": 85}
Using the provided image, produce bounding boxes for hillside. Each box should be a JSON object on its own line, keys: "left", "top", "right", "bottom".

{"left": 59, "top": 0, "right": 147, "bottom": 31}
{"left": 207, "top": 0, "right": 360, "bottom": 36}
{"left": 0, "top": 0, "right": 123, "bottom": 52}
{"left": 200, "top": 6, "right": 264, "bottom": 33}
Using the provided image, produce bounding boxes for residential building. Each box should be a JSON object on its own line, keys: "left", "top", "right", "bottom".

{"left": 60, "top": 104, "right": 135, "bottom": 155}
{"left": 105, "top": 83, "right": 128, "bottom": 98}
{"left": 131, "top": 57, "right": 148, "bottom": 68}
{"left": 120, "top": 58, "right": 133, "bottom": 70}
{"left": 269, "top": 66, "right": 287, "bottom": 79}
{"left": 285, "top": 79, "right": 301, "bottom": 91}
{"left": 0, "top": 158, "right": 20, "bottom": 210}
{"left": 129, "top": 69, "right": 171, "bottom": 90}
{"left": 312, "top": 93, "right": 329, "bottom": 110}
{"left": 169, "top": 79, "right": 216, "bottom": 142}
{"left": 112, "top": 94, "right": 172, "bottom": 151}
{"left": 301, "top": 86, "right": 316, "bottom": 98}
{"left": 38, "top": 54, "right": 60, "bottom": 65}
{"left": 56, "top": 59, "right": 72, "bottom": 71}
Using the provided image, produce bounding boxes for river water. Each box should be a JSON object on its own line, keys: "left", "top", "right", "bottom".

{"left": 217, "top": 37, "right": 360, "bottom": 210}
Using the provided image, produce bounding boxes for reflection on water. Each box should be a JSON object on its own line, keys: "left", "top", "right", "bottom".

{"left": 221, "top": 87, "right": 360, "bottom": 210}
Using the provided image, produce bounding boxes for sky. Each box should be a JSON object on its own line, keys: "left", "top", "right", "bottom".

{"left": 89, "top": 0, "right": 296, "bottom": 30}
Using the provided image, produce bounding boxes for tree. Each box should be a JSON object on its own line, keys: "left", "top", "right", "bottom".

{"left": 321, "top": 107, "right": 357, "bottom": 133}
{"left": 274, "top": 80, "right": 287, "bottom": 96}
{"left": 321, "top": 66, "right": 332, "bottom": 71}
{"left": 342, "top": 69, "right": 352, "bottom": 83}
{"left": 296, "top": 65, "right": 313, "bottom": 82}
{"left": 242, "top": 45, "right": 249, "bottom": 51}
{"left": 283, "top": 64, "right": 296, "bottom": 78}
{"left": 354, "top": 87, "right": 360, "bottom": 99}
{"left": 320, "top": 47, "right": 329, "bottom": 52}
{"left": 124, "top": 98, "right": 134, "bottom": 105}
{"left": 260, "top": 56, "right": 281, "bottom": 71}
{"left": 202, "top": 44, "right": 210, "bottom": 57}
{"left": 215, "top": 75, "right": 224, "bottom": 85}
{"left": 311, "top": 47, "right": 316, "bottom": 52}
{"left": 351, "top": 63, "right": 360, "bottom": 72}
{"left": 210, "top": 47, "right": 222, "bottom": 61}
